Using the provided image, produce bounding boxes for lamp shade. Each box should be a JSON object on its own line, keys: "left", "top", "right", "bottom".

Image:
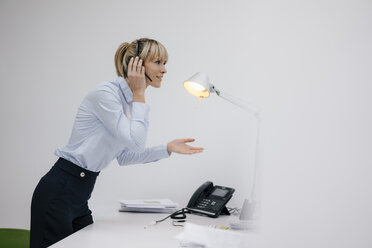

{"left": 183, "top": 72, "right": 214, "bottom": 98}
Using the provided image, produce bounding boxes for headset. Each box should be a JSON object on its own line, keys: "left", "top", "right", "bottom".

{"left": 122, "top": 40, "right": 152, "bottom": 82}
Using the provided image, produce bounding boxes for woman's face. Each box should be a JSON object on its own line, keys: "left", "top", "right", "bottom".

{"left": 144, "top": 58, "right": 167, "bottom": 88}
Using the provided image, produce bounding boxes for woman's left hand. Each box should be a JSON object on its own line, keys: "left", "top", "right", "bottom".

{"left": 167, "top": 138, "right": 204, "bottom": 155}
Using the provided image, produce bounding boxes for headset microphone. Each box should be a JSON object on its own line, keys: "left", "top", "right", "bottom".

{"left": 145, "top": 73, "right": 152, "bottom": 82}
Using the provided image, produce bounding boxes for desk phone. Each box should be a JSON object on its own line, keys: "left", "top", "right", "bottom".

{"left": 187, "top": 181, "right": 235, "bottom": 218}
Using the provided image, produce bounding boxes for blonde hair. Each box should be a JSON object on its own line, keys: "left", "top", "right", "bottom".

{"left": 114, "top": 38, "right": 168, "bottom": 78}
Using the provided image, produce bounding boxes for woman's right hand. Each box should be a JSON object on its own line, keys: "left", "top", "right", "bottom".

{"left": 126, "top": 56, "right": 146, "bottom": 103}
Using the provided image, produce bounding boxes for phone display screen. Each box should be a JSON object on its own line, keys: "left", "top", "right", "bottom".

{"left": 210, "top": 188, "right": 229, "bottom": 197}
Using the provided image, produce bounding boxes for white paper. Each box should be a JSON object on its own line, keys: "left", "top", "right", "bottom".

{"left": 118, "top": 198, "right": 179, "bottom": 213}
{"left": 119, "top": 199, "right": 178, "bottom": 208}
{"left": 119, "top": 207, "right": 177, "bottom": 213}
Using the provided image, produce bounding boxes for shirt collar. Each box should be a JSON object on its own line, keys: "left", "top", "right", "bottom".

{"left": 118, "top": 77, "right": 133, "bottom": 103}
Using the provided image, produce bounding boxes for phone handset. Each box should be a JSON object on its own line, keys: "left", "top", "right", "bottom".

{"left": 187, "top": 181, "right": 214, "bottom": 208}
{"left": 135, "top": 41, "right": 152, "bottom": 82}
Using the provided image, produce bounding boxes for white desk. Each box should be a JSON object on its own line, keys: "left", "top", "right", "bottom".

{"left": 50, "top": 204, "right": 254, "bottom": 247}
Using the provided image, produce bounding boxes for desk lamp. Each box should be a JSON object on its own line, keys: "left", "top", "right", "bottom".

{"left": 183, "top": 72, "right": 261, "bottom": 225}
{"left": 183, "top": 72, "right": 260, "bottom": 118}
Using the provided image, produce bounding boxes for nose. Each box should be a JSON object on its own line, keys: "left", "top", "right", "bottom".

{"left": 161, "top": 65, "right": 167, "bottom": 74}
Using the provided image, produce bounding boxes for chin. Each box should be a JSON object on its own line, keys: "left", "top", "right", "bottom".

{"left": 148, "top": 81, "right": 162, "bottom": 88}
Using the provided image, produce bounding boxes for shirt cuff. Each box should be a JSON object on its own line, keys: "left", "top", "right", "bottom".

{"left": 131, "top": 102, "right": 150, "bottom": 122}
{"left": 156, "top": 144, "right": 171, "bottom": 159}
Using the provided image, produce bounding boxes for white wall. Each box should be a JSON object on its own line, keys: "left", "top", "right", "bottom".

{"left": 1, "top": 0, "right": 371, "bottom": 247}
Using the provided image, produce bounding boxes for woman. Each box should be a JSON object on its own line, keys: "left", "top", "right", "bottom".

{"left": 30, "top": 38, "right": 203, "bottom": 248}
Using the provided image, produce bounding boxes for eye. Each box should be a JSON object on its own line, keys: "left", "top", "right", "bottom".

{"left": 155, "top": 60, "right": 160, "bottom": 64}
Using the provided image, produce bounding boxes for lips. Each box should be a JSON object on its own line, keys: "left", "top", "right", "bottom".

{"left": 156, "top": 76, "right": 163, "bottom": 80}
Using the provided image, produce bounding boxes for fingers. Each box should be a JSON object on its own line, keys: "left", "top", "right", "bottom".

{"left": 183, "top": 146, "right": 204, "bottom": 154}
{"left": 128, "top": 57, "right": 134, "bottom": 73}
{"left": 190, "top": 148, "right": 204, "bottom": 153}
{"left": 185, "top": 148, "right": 204, "bottom": 154}
{"left": 187, "top": 145, "right": 203, "bottom": 150}
{"left": 136, "top": 57, "right": 143, "bottom": 72}
{"left": 183, "top": 138, "right": 195, "bottom": 143}
{"left": 128, "top": 57, "right": 143, "bottom": 74}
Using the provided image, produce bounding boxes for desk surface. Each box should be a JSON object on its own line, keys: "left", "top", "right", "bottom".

{"left": 50, "top": 204, "right": 254, "bottom": 247}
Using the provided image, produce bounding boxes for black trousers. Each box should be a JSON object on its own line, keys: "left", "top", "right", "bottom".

{"left": 30, "top": 158, "right": 99, "bottom": 248}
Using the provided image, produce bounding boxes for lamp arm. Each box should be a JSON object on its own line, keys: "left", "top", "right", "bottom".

{"left": 212, "top": 87, "right": 260, "bottom": 120}
{"left": 212, "top": 86, "right": 261, "bottom": 216}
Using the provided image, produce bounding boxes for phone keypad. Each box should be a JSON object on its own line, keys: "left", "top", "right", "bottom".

{"left": 211, "top": 201, "right": 221, "bottom": 211}
{"left": 196, "top": 199, "right": 210, "bottom": 209}
{"left": 196, "top": 199, "right": 222, "bottom": 211}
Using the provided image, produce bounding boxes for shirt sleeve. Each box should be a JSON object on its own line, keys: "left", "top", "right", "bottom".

{"left": 116, "top": 144, "right": 170, "bottom": 166}
{"left": 87, "top": 87, "right": 149, "bottom": 153}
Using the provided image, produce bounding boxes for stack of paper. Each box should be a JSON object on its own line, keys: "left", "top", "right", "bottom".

{"left": 119, "top": 199, "right": 179, "bottom": 213}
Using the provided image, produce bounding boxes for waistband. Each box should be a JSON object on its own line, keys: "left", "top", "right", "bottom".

{"left": 54, "top": 157, "right": 100, "bottom": 180}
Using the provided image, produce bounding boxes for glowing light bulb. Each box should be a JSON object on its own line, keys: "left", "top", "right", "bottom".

{"left": 183, "top": 81, "right": 210, "bottom": 98}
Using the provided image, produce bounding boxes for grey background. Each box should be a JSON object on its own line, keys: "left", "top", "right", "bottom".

{"left": 1, "top": 0, "right": 371, "bottom": 247}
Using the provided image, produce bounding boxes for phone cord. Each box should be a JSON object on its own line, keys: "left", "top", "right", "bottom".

{"left": 155, "top": 208, "right": 189, "bottom": 224}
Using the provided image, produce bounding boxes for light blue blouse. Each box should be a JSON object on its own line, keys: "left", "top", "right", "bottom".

{"left": 55, "top": 77, "right": 169, "bottom": 172}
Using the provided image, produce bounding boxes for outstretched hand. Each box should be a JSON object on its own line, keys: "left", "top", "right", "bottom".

{"left": 167, "top": 138, "right": 204, "bottom": 155}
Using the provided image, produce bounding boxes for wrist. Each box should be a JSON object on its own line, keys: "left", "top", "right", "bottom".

{"left": 167, "top": 143, "right": 172, "bottom": 156}
{"left": 132, "top": 93, "right": 145, "bottom": 103}
{"left": 133, "top": 90, "right": 145, "bottom": 96}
